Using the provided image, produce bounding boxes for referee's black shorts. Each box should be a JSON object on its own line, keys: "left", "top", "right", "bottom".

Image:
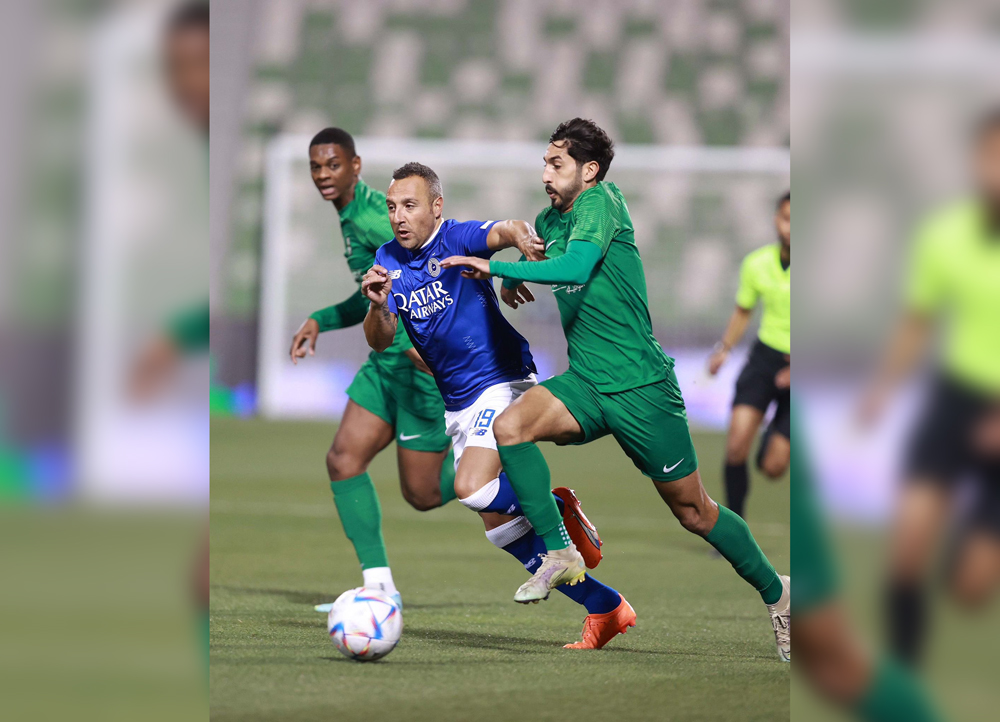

{"left": 905, "top": 374, "right": 1000, "bottom": 534}
{"left": 733, "top": 339, "right": 790, "bottom": 439}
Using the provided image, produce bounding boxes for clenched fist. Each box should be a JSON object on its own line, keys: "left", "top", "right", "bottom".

{"left": 362, "top": 265, "right": 392, "bottom": 305}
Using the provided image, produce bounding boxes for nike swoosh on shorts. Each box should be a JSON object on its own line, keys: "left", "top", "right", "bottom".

{"left": 662, "top": 458, "right": 684, "bottom": 473}
{"left": 399, "top": 433, "right": 422, "bottom": 441}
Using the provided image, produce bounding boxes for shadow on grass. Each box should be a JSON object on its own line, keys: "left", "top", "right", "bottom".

{"left": 403, "top": 601, "right": 496, "bottom": 610}
{"left": 401, "top": 626, "right": 564, "bottom": 652}
{"left": 319, "top": 655, "right": 523, "bottom": 666}
{"left": 214, "top": 586, "right": 499, "bottom": 612}
{"left": 214, "top": 585, "right": 328, "bottom": 605}
{"left": 273, "top": 619, "right": 321, "bottom": 629}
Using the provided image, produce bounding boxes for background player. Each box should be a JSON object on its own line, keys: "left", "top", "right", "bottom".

{"left": 707, "top": 192, "right": 791, "bottom": 519}
{"left": 794, "top": 408, "right": 943, "bottom": 722}
{"left": 362, "top": 163, "right": 635, "bottom": 649}
{"left": 859, "top": 110, "right": 1000, "bottom": 665}
{"left": 442, "top": 118, "right": 790, "bottom": 660}
{"left": 288, "top": 129, "right": 457, "bottom": 612}
{"left": 129, "top": 0, "right": 210, "bottom": 399}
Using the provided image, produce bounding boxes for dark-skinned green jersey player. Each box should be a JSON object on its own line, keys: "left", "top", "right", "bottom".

{"left": 291, "top": 128, "right": 455, "bottom": 613}
{"left": 440, "top": 118, "right": 790, "bottom": 661}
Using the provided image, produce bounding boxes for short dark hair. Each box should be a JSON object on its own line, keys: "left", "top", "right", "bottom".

{"left": 309, "top": 127, "right": 356, "bottom": 157}
{"left": 168, "top": 2, "right": 209, "bottom": 32}
{"left": 777, "top": 191, "right": 790, "bottom": 210}
{"left": 391, "top": 162, "right": 443, "bottom": 199}
{"left": 549, "top": 118, "right": 615, "bottom": 182}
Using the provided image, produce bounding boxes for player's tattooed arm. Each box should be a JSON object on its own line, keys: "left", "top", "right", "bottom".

{"left": 362, "top": 265, "right": 398, "bottom": 352}
{"left": 485, "top": 220, "right": 546, "bottom": 260}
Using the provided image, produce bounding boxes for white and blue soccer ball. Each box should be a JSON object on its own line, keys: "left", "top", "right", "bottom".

{"left": 327, "top": 587, "right": 402, "bottom": 661}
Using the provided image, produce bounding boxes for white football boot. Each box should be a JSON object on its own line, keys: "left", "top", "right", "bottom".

{"left": 513, "top": 543, "right": 586, "bottom": 603}
{"left": 766, "top": 574, "right": 790, "bottom": 662}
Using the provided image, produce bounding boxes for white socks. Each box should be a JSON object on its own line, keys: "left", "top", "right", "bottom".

{"left": 484, "top": 516, "right": 533, "bottom": 548}
{"left": 363, "top": 567, "right": 398, "bottom": 596}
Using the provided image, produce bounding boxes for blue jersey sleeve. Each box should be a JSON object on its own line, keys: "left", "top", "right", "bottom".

{"left": 452, "top": 220, "right": 498, "bottom": 258}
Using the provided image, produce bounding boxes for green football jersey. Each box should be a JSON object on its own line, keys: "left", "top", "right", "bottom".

{"left": 735, "top": 244, "right": 790, "bottom": 354}
{"left": 334, "top": 179, "right": 413, "bottom": 365}
{"left": 906, "top": 200, "right": 1000, "bottom": 393}
{"left": 534, "top": 182, "right": 669, "bottom": 393}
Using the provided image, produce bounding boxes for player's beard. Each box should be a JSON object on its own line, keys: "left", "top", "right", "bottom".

{"left": 548, "top": 172, "right": 584, "bottom": 213}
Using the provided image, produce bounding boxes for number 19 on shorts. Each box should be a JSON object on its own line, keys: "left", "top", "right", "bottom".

{"left": 471, "top": 409, "right": 495, "bottom": 437}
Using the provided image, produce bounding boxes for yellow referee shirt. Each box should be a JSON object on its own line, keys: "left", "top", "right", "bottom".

{"left": 736, "top": 244, "right": 790, "bottom": 354}
{"left": 906, "top": 200, "right": 1000, "bottom": 393}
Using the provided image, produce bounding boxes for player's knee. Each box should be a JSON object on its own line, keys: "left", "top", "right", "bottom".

{"left": 493, "top": 409, "right": 528, "bottom": 446}
{"left": 402, "top": 488, "right": 440, "bottom": 512}
{"left": 453, "top": 472, "right": 482, "bottom": 501}
{"left": 760, "top": 456, "right": 788, "bottom": 479}
{"left": 326, "top": 447, "right": 366, "bottom": 481}
{"left": 673, "top": 504, "right": 713, "bottom": 536}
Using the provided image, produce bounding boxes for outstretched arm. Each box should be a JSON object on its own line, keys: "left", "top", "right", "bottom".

{"left": 441, "top": 240, "right": 602, "bottom": 285}
{"left": 290, "top": 290, "right": 369, "bottom": 363}
{"left": 485, "top": 220, "right": 546, "bottom": 259}
{"left": 310, "top": 290, "right": 369, "bottom": 331}
{"left": 361, "top": 265, "right": 398, "bottom": 353}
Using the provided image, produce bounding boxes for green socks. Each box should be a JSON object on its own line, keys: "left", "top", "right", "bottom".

{"left": 330, "top": 473, "right": 389, "bottom": 570}
{"left": 706, "top": 504, "right": 783, "bottom": 605}
{"left": 439, "top": 449, "right": 457, "bottom": 505}
{"left": 497, "top": 442, "right": 570, "bottom": 550}
{"left": 856, "top": 658, "right": 942, "bottom": 722}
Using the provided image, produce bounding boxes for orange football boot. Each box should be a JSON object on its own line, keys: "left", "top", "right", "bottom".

{"left": 552, "top": 487, "right": 602, "bottom": 568}
{"left": 563, "top": 595, "right": 636, "bottom": 649}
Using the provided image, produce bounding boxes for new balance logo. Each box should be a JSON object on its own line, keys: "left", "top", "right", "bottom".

{"left": 388, "top": 270, "right": 402, "bottom": 279}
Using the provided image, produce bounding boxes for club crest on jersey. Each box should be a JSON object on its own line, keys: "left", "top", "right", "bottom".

{"left": 393, "top": 280, "right": 454, "bottom": 319}
{"left": 428, "top": 257, "right": 442, "bottom": 277}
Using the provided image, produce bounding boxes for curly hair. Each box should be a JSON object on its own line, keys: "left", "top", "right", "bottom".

{"left": 549, "top": 118, "right": 615, "bottom": 181}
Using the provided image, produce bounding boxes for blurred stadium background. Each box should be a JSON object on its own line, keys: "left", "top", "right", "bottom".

{"left": 794, "top": 2, "right": 1000, "bottom": 720}
{"left": 1, "top": 3, "right": 209, "bottom": 721}
{"left": 210, "top": 0, "right": 791, "bottom": 429}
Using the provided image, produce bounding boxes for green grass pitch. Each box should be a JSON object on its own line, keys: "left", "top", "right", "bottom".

{"left": 211, "top": 418, "right": 789, "bottom": 721}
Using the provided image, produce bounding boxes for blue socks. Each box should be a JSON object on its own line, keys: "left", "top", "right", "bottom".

{"left": 496, "top": 523, "right": 619, "bottom": 615}
{"left": 488, "top": 472, "right": 525, "bottom": 515}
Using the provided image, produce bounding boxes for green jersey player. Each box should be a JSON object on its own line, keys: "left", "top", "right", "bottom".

{"left": 289, "top": 128, "right": 455, "bottom": 612}
{"left": 441, "top": 118, "right": 790, "bottom": 660}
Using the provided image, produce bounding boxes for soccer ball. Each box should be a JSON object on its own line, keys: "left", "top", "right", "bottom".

{"left": 327, "top": 587, "right": 402, "bottom": 661}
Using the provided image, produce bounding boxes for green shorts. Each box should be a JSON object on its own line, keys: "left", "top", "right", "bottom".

{"left": 541, "top": 367, "right": 699, "bottom": 482}
{"left": 346, "top": 355, "right": 450, "bottom": 453}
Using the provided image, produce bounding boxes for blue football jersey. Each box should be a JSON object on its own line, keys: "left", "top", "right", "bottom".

{"left": 374, "top": 219, "right": 536, "bottom": 411}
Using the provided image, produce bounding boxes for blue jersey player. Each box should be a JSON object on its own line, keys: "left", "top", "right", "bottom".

{"left": 361, "top": 163, "right": 635, "bottom": 649}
